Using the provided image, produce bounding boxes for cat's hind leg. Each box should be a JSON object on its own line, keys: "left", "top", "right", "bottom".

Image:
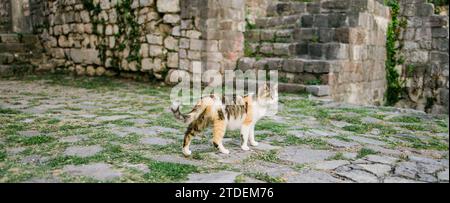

{"left": 212, "top": 120, "right": 229, "bottom": 154}
{"left": 182, "top": 114, "right": 209, "bottom": 156}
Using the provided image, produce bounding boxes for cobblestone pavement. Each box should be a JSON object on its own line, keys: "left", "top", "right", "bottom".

{"left": 0, "top": 75, "right": 448, "bottom": 183}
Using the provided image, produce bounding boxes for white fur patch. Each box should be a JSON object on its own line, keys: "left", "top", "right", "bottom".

{"left": 171, "top": 102, "right": 181, "bottom": 111}
{"left": 227, "top": 118, "right": 244, "bottom": 130}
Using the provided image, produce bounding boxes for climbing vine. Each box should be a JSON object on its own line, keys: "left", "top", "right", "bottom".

{"left": 116, "top": 0, "right": 142, "bottom": 69}
{"left": 384, "top": 0, "right": 406, "bottom": 106}
{"left": 81, "top": 0, "right": 141, "bottom": 70}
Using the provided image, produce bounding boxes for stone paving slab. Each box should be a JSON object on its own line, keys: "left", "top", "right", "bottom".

{"left": 287, "top": 170, "right": 345, "bottom": 183}
{"left": 63, "top": 163, "right": 122, "bottom": 181}
{"left": 186, "top": 171, "right": 240, "bottom": 183}
{"left": 336, "top": 168, "right": 379, "bottom": 183}
{"left": 63, "top": 145, "right": 103, "bottom": 158}
{"left": 140, "top": 137, "right": 174, "bottom": 146}
{"left": 314, "top": 160, "right": 350, "bottom": 170}
{"left": 279, "top": 147, "right": 335, "bottom": 164}
{"left": 60, "top": 135, "right": 87, "bottom": 143}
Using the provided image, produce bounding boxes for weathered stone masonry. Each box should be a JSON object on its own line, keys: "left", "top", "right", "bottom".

{"left": 29, "top": 0, "right": 245, "bottom": 83}
{"left": 1, "top": 0, "right": 449, "bottom": 113}
{"left": 168, "top": 0, "right": 245, "bottom": 84}
{"left": 396, "top": 0, "right": 449, "bottom": 114}
{"left": 240, "top": 0, "right": 390, "bottom": 105}
{"left": 34, "top": 0, "right": 183, "bottom": 79}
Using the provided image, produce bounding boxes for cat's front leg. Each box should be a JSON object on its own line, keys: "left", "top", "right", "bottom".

{"left": 240, "top": 125, "right": 250, "bottom": 151}
{"left": 249, "top": 124, "right": 259, "bottom": 146}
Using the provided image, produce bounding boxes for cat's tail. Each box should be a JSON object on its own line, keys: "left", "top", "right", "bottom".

{"left": 171, "top": 101, "right": 207, "bottom": 124}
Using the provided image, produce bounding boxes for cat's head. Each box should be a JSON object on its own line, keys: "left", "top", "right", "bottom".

{"left": 257, "top": 83, "right": 278, "bottom": 105}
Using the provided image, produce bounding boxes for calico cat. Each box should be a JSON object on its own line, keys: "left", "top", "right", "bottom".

{"left": 171, "top": 83, "right": 278, "bottom": 156}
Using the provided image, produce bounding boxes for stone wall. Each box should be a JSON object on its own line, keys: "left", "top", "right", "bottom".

{"left": 242, "top": 0, "right": 390, "bottom": 106}
{"left": 167, "top": 0, "right": 246, "bottom": 84}
{"left": 0, "top": 0, "right": 12, "bottom": 32}
{"left": 329, "top": 0, "right": 390, "bottom": 105}
{"left": 397, "top": 0, "right": 449, "bottom": 114}
{"left": 36, "top": 0, "right": 182, "bottom": 80}
{"left": 29, "top": 0, "right": 47, "bottom": 33}
{"left": 245, "top": 0, "right": 270, "bottom": 24}
{"left": 34, "top": 0, "right": 245, "bottom": 83}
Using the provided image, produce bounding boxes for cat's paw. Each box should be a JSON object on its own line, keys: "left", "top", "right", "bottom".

{"left": 182, "top": 148, "right": 192, "bottom": 156}
{"left": 220, "top": 148, "right": 230, "bottom": 154}
{"left": 250, "top": 141, "right": 259, "bottom": 147}
{"left": 241, "top": 145, "right": 250, "bottom": 151}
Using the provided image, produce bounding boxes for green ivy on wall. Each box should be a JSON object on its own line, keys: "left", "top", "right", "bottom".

{"left": 384, "top": 0, "right": 406, "bottom": 106}
{"left": 82, "top": 0, "right": 142, "bottom": 71}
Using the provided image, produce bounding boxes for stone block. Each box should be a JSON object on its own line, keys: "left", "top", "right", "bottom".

{"left": 167, "top": 52, "right": 179, "bottom": 68}
{"left": 157, "top": 0, "right": 180, "bottom": 13}
{"left": 69, "top": 49, "right": 101, "bottom": 65}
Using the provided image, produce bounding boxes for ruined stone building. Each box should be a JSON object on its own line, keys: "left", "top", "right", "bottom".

{"left": 0, "top": 0, "right": 448, "bottom": 114}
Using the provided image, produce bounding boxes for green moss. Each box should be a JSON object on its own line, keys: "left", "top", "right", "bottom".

{"left": 251, "top": 172, "right": 286, "bottom": 183}
{"left": 330, "top": 114, "right": 362, "bottom": 125}
{"left": 334, "top": 136, "right": 352, "bottom": 142}
{"left": 46, "top": 118, "right": 61, "bottom": 125}
{"left": 356, "top": 148, "right": 378, "bottom": 159}
{"left": 279, "top": 77, "right": 289, "bottom": 83}
{"left": 255, "top": 120, "right": 289, "bottom": 135}
{"left": 0, "top": 107, "right": 21, "bottom": 114}
{"left": 144, "top": 162, "right": 199, "bottom": 182}
{"left": 234, "top": 174, "right": 247, "bottom": 183}
{"left": 400, "top": 136, "right": 448, "bottom": 151}
{"left": 9, "top": 135, "right": 55, "bottom": 146}
{"left": 0, "top": 147, "right": 6, "bottom": 161}
{"left": 47, "top": 156, "right": 91, "bottom": 168}
{"left": 342, "top": 125, "right": 371, "bottom": 134}
{"left": 402, "top": 124, "right": 427, "bottom": 131}
{"left": 105, "top": 119, "right": 135, "bottom": 127}
{"left": 327, "top": 152, "right": 347, "bottom": 160}
{"left": 389, "top": 116, "right": 422, "bottom": 123}
{"left": 283, "top": 99, "right": 317, "bottom": 109}
{"left": 310, "top": 35, "right": 319, "bottom": 43}
{"left": 281, "top": 136, "right": 329, "bottom": 149}
{"left": 2, "top": 123, "right": 26, "bottom": 134}
{"left": 306, "top": 79, "right": 322, "bottom": 85}
{"left": 245, "top": 19, "right": 257, "bottom": 30}
{"left": 251, "top": 150, "right": 280, "bottom": 163}
{"left": 244, "top": 41, "right": 255, "bottom": 57}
